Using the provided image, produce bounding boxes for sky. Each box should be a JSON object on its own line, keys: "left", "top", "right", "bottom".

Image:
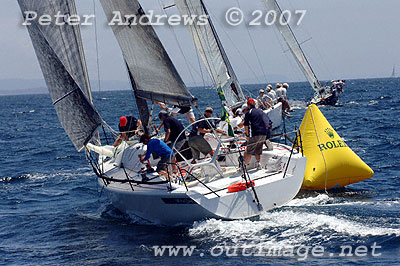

{"left": 0, "top": 0, "right": 399, "bottom": 89}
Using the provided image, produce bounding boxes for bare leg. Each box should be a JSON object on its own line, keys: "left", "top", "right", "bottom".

{"left": 113, "top": 136, "right": 122, "bottom": 147}
{"left": 255, "top": 154, "right": 261, "bottom": 163}
{"left": 244, "top": 151, "right": 251, "bottom": 165}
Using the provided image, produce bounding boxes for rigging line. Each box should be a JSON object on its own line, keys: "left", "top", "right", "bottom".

{"left": 274, "top": 1, "right": 321, "bottom": 88}
{"left": 157, "top": 0, "right": 198, "bottom": 87}
{"left": 201, "top": 0, "right": 236, "bottom": 86}
{"left": 68, "top": 0, "right": 93, "bottom": 101}
{"left": 271, "top": 21, "right": 303, "bottom": 83}
{"left": 184, "top": 1, "right": 218, "bottom": 88}
{"left": 309, "top": 107, "right": 329, "bottom": 194}
{"left": 93, "top": 0, "right": 101, "bottom": 92}
{"left": 194, "top": 34, "right": 208, "bottom": 89}
{"left": 205, "top": 8, "right": 262, "bottom": 84}
{"left": 45, "top": 1, "right": 95, "bottom": 104}
{"left": 235, "top": 0, "right": 268, "bottom": 82}
{"left": 289, "top": 0, "right": 333, "bottom": 79}
{"left": 48, "top": 2, "right": 74, "bottom": 82}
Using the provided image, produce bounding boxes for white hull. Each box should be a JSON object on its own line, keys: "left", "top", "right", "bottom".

{"left": 264, "top": 102, "right": 282, "bottom": 129}
{"left": 94, "top": 140, "right": 306, "bottom": 225}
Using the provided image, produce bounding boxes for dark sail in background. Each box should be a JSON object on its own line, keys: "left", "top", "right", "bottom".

{"left": 100, "top": 0, "right": 194, "bottom": 111}
{"left": 17, "top": 0, "right": 103, "bottom": 151}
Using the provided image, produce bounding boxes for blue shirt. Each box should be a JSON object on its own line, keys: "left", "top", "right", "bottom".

{"left": 144, "top": 139, "right": 173, "bottom": 160}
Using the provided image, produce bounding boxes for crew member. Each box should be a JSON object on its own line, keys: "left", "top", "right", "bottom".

{"left": 277, "top": 83, "right": 291, "bottom": 112}
{"left": 257, "top": 89, "right": 271, "bottom": 110}
{"left": 156, "top": 102, "right": 196, "bottom": 124}
{"left": 266, "top": 84, "right": 276, "bottom": 105}
{"left": 113, "top": 115, "right": 142, "bottom": 147}
{"left": 243, "top": 99, "right": 271, "bottom": 170}
{"left": 158, "top": 110, "right": 186, "bottom": 151}
{"left": 139, "top": 134, "right": 176, "bottom": 178}
{"left": 188, "top": 107, "right": 225, "bottom": 163}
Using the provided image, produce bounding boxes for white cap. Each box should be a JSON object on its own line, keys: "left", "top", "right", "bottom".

{"left": 283, "top": 83, "right": 289, "bottom": 89}
{"left": 276, "top": 83, "right": 282, "bottom": 88}
{"left": 241, "top": 104, "right": 248, "bottom": 110}
{"left": 259, "top": 89, "right": 264, "bottom": 93}
{"left": 235, "top": 108, "right": 243, "bottom": 115}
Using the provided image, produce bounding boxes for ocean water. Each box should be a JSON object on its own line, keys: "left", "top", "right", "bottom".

{"left": 1, "top": 78, "right": 399, "bottom": 265}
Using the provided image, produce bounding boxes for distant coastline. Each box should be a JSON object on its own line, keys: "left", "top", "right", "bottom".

{"left": 1, "top": 77, "right": 397, "bottom": 96}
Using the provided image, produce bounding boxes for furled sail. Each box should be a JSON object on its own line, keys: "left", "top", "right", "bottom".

{"left": 100, "top": 0, "right": 194, "bottom": 109}
{"left": 17, "top": 0, "right": 103, "bottom": 152}
{"left": 262, "top": 0, "right": 321, "bottom": 92}
{"left": 174, "top": 0, "right": 245, "bottom": 107}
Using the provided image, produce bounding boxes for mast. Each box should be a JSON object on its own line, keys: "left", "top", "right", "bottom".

{"left": 174, "top": 0, "right": 246, "bottom": 107}
{"left": 262, "top": 0, "right": 322, "bottom": 92}
{"left": 125, "top": 61, "right": 150, "bottom": 134}
{"left": 17, "top": 0, "right": 103, "bottom": 151}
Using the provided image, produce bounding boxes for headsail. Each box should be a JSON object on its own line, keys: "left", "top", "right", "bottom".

{"left": 100, "top": 0, "right": 194, "bottom": 109}
{"left": 17, "top": 0, "right": 102, "bottom": 151}
{"left": 174, "top": 0, "right": 245, "bottom": 107}
{"left": 262, "top": 0, "right": 321, "bottom": 92}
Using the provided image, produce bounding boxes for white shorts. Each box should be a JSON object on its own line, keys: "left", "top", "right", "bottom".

{"left": 183, "top": 109, "right": 195, "bottom": 121}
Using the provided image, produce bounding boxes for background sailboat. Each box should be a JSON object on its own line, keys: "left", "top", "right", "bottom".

{"left": 262, "top": 0, "right": 341, "bottom": 106}
{"left": 391, "top": 64, "right": 396, "bottom": 78}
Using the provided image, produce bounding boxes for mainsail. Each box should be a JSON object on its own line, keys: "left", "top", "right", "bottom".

{"left": 262, "top": 0, "right": 321, "bottom": 92}
{"left": 174, "top": 0, "right": 245, "bottom": 107}
{"left": 100, "top": 0, "right": 194, "bottom": 115}
{"left": 17, "top": 0, "right": 102, "bottom": 151}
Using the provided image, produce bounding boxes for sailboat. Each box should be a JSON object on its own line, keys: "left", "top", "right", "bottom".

{"left": 262, "top": 0, "right": 342, "bottom": 106}
{"left": 18, "top": 0, "right": 307, "bottom": 225}
{"left": 391, "top": 64, "right": 396, "bottom": 78}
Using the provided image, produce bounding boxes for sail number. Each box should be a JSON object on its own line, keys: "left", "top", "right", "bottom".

{"left": 249, "top": 10, "right": 307, "bottom": 26}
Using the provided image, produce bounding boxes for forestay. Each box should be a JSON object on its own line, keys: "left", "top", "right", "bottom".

{"left": 174, "top": 0, "right": 245, "bottom": 107}
{"left": 17, "top": 0, "right": 102, "bottom": 152}
{"left": 100, "top": 0, "right": 193, "bottom": 107}
{"left": 263, "top": 0, "right": 321, "bottom": 92}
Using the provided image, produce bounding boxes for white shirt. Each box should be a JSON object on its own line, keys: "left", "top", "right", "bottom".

{"left": 267, "top": 90, "right": 276, "bottom": 103}
{"left": 230, "top": 116, "right": 242, "bottom": 130}
{"left": 276, "top": 87, "right": 287, "bottom": 99}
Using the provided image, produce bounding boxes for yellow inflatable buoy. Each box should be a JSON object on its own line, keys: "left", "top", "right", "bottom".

{"left": 298, "top": 104, "right": 374, "bottom": 190}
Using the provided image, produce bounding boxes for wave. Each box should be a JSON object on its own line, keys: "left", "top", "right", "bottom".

{"left": 1, "top": 168, "right": 94, "bottom": 183}
{"left": 286, "top": 194, "right": 330, "bottom": 206}
{"left": 347, "top": 101, "right": 359, "bottom": 105}
{"left": 12, "top": 109, "right": 36, "bottom": 114}
{"left": 289, "top": 100, "right": 307, "bottom": 110}
{"left": 188, "top": 209, "right": 400, "bottom": 248}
